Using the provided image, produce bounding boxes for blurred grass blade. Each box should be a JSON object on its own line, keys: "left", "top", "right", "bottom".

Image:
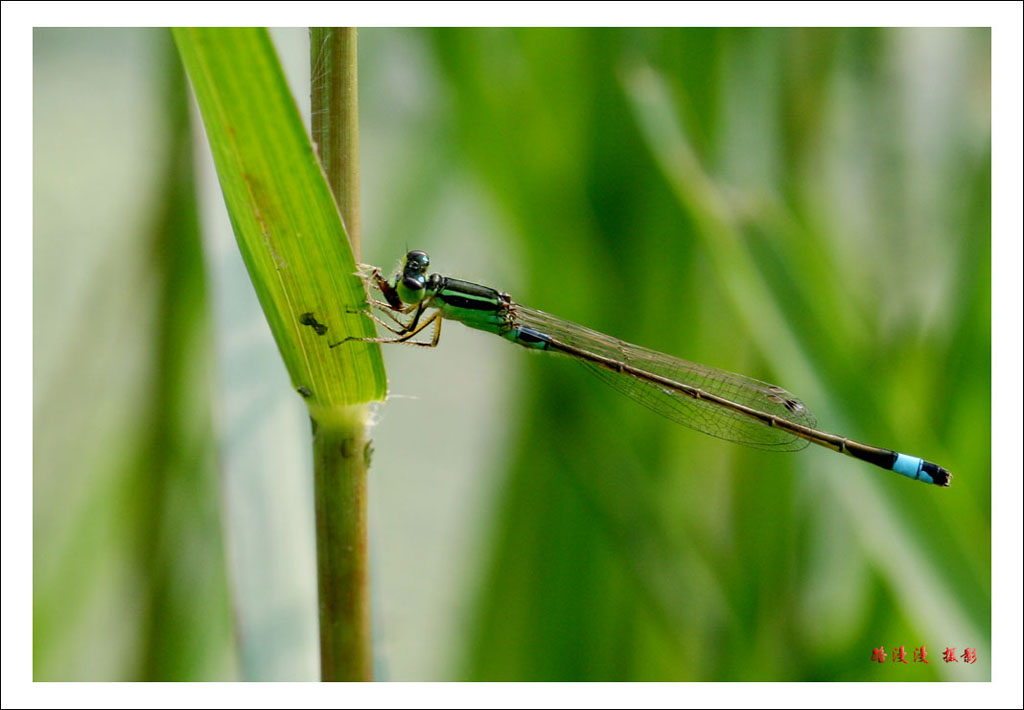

{"left": 172, "top": 28, "right": 386, "bottom": 413}
{"left": 33, "top": 27, "right": 238, "bottom": 681}
{"left": 620, "top": 64, "right": 818, "bottom": 397}
{"left": 620, "top": 63, "right": 984, "bottom": 677}
{"left": 133, "top": 30, "right": 238, "bottom": 681}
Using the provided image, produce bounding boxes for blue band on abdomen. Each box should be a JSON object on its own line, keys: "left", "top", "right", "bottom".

{"left": 507, "top": 326, "right": 551, "bottom": 350}
{"left": 892, "top": 453, "right": 932, "bottom": 484}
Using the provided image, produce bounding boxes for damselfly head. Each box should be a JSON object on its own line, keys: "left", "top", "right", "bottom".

{"left": 400, "top": 250, "right": 431, "bottom": 296}
{"left": 404, "top": 250, "right": 430, "bottom": 274}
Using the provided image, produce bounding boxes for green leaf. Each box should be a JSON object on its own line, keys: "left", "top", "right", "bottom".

{"left": 172, "top": 27, "right": 386, "bottom": 415}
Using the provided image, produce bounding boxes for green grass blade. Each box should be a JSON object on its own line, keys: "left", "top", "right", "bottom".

{"left": 172, "top": 28, "right": 386, "bottom": 413}
{"left": 33, "top": 28, "right": 237, "bottom": 680}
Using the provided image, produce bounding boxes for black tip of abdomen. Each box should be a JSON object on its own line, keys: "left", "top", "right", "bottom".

{"left": 921, "top": 461, "right": 952, "bottom": 487}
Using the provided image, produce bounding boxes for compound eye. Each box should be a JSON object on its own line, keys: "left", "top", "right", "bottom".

{"left": 406, "top": 250, "right": 430, "bottom": 271}
{"left": 402, "top": 275, "right": 425, "bottom": 291}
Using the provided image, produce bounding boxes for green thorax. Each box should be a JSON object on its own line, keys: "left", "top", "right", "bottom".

{"left": 432, "top": 276, "right": 511, "bottom": 337}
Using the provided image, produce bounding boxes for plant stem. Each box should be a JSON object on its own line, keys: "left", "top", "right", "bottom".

{"left": 310, "top": 27, "right": 372, "bottom": 682}
{"left": 311, "top": 27, "right": 361, "bottom": 258}
{"left": 312, "top": 410, "right": 372, "bottom": 681}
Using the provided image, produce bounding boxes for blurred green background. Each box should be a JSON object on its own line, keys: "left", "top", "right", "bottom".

{"left": 33, "top": 27, "right": 990, "bottom": 681}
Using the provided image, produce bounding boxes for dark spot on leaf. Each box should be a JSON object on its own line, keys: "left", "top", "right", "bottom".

{"left": 300, "top": 312, "right": 329, "bottom": 335}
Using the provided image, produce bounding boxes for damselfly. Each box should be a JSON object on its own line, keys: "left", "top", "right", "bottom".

{"left": 335, "top": 250, "right": 951, "bottom": 487}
